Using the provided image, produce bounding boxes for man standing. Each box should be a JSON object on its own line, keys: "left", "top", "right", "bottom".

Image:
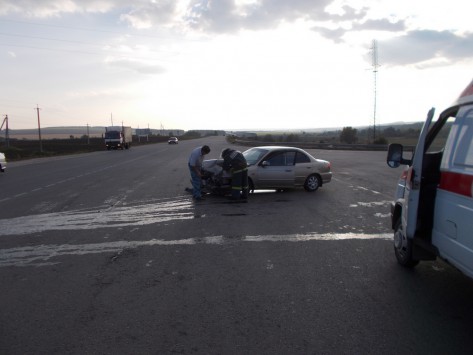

{"left": 221, "top": 148, "right": 248, "bottom": 201}
{"left": 188, "top": 145, "right": 211, "bottom": 201}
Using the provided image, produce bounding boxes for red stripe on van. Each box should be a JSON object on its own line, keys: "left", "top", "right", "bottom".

{"left": 439, "top": 171, "right": 473, "bottom": 197}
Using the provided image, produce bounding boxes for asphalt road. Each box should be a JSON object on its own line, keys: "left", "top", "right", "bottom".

{"left": 1, "top": 136, "right": 473, "bottom": 354}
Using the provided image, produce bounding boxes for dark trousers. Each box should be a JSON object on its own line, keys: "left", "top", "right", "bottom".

{"left": 231, "top": 168, "right": 248, "bottom": 199}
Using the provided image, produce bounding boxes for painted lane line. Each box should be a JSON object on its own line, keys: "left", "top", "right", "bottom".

{"left": 0, "top": 198, "right": 194, "bottom": 236}
{"left": 0, "top": 232, "right": 393, "bottom": 268}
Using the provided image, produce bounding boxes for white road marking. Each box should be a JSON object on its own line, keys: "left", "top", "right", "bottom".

{"left": 357, "top": 201, "right": 391, "bottom": 207}
{"left": 0, "top": 232, "right": 393, "bottom": 267}
{"left": 0, "top": 198, "right": 194, "bottom": 236}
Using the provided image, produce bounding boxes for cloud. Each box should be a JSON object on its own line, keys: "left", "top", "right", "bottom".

{"left": 313, "top": 18, "right": 406, "bottom": 43}
{"left": 0, "top": 0, "right": 115, "bottom": 17}
{"left": 353, "top": 18, "right": 406, "bottom": 32}
{"left": 184, "top": 0, "right": 368, "bottom": 33}
{"left": 104, "top": 56, "right": 166, "bottom": 74}
{"left": 1, "top": 0, "right": 472, "bottom": 68}
{"left": 380, "top": 30, "right": 473, "bottom": 67}
{"left": 0, "top": 0, "right": 357, "bottom": 34}
{"left": 119, "top": 0, "right": 179, "bottom": 29}
{"left": 312, "top": 26, "right": 347, "bottom": 44}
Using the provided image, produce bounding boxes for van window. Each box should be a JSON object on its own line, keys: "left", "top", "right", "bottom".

{"left": 454, "top": 108, "right": 473, "bottom": 167}
{"left": 426, "top": 116, "right": 456, "bottom": 153}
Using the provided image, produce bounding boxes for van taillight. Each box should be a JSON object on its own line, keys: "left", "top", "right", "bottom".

{"left": 400, "top": 169, "right": 408, "bottom": 180}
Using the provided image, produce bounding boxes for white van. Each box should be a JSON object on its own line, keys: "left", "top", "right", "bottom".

{"left": 387, "top": 79, "right": 473, "bottom": 279}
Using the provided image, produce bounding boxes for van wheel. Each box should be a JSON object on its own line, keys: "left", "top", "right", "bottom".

{"left": 393, "top": 219, "right": 419, "bottom": 268}
{"left": 304, "top": 174, "right": 321, "bottom": 192}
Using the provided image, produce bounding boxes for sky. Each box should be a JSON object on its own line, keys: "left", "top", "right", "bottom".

{"left": 0, "top": 0, "right": 472, "bottom": 132}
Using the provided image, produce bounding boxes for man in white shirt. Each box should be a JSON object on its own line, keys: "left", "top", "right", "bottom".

{"left": 188, "top": 145, "right": 211, "bottom": 201}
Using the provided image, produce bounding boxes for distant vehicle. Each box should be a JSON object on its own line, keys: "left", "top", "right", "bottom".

{"left": 201, "top": 146, "right": 332, "bottom": 194}
{"left": 386, "top": 78, "right": 473, "bottom": 279}
{"left": 168, "top": 137, "right": 179, "bottom": 144}
{"left": 105, "top": 126, "right": 132, "bottom": 150}
{"left": 0, "top": 152, "right": 6, "bottom": 172}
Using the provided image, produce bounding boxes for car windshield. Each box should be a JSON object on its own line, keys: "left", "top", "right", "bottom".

{"left": 105, "top": 131, "right": 120, "bottom": 139}
{"left": 243, "top": 148, "right": 269, "bottom": 165}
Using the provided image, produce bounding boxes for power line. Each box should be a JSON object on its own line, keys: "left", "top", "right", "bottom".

{"left": 0, "top": 19, "right": 171, "bottom": 39}
{"left": 0, "top": 31, "right": 111, "bottom": 47}
{"left": 0, "top": 32, "right": 179, "bottom": 55}
{"left": 0, "top": 42, "right": 173, "bottom": 61}
{"left": 0, "top": 30, "right": 180, "bottom": 60}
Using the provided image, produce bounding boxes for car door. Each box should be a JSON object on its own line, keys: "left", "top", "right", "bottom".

{"left": 293, "top": 151, "right": 314, "bottom": 187}
{"left": 256, "top": 150, "right": 295, "bottom": 188}
{"left": 404, "top": 108, "right": 435, "bottom": 239}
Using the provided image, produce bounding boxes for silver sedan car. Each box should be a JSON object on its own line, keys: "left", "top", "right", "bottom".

{"left": 243, "top": 146, "right": 332, "bottom": 192}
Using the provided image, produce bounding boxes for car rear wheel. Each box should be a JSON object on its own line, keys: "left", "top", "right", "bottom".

{"left": 393, "top": 219, "right": 419, "bottom": 267}
{"left": 304, "top": 174, "right": 321, "bottom": 192}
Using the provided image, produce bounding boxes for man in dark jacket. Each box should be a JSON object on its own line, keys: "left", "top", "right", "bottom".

{"left": 221, "top": 148, "right": 248, "bottom": 201}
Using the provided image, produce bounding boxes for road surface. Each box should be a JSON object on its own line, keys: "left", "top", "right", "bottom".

{"left": 1, "top": 136, "right": 473, "bottom": 354}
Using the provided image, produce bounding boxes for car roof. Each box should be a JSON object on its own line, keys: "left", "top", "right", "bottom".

{"left": 247, "top": 146, "right": 307, "bottom": 152}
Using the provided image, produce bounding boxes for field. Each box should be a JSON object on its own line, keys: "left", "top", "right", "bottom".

{"left": 0, "top": 136, "right": 170, "bottom": 161}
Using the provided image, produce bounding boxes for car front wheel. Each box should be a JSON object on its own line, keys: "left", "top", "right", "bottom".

{"left": 393, "top": 219, "right": 419, "bottom": 267}
{"left": 304, "top": 174, "right": 321, "bottom": 192}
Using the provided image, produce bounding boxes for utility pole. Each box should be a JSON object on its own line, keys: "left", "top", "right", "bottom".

{"left": 1, "top": 115, "right": 9, "bottom": 148}
{"left": 35, "top": 105, "right": 43, "bottom": 153}
{"left": 86, "top": 123, "right": 90, "bottom": 145}
{"left": 371, "top": 39, "right": 380, "bottom": 143}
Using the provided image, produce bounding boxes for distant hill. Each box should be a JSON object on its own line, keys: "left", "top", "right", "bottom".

{"left": 6, "top": 126, "right": 102, "bottom": 139}
{"left": 230, "top": 121, "right": 425, "bottom": 134}
{"left": 2, "top": 122, "right": 424, "bottom": 140}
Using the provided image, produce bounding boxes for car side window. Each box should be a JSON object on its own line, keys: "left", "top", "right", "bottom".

{"left": 295, "top": 152, "right": 310, "bottom": 164}
{"left": 285, "top": 152, "right": 296, "bottom": 166}
{"left": 266, "top": 152, "right": 285, "bottom": 166}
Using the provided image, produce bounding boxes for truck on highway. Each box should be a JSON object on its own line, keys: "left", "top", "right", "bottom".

{"left": 104, "top": 126, "right": 132, "bottom": 150}
{"left": 387, "top": 78, "right": 473, "bottom": 280}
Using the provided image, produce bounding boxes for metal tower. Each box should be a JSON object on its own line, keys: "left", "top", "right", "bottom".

{"left": 371, "top": 39, "right": 380, "bottom": 142}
